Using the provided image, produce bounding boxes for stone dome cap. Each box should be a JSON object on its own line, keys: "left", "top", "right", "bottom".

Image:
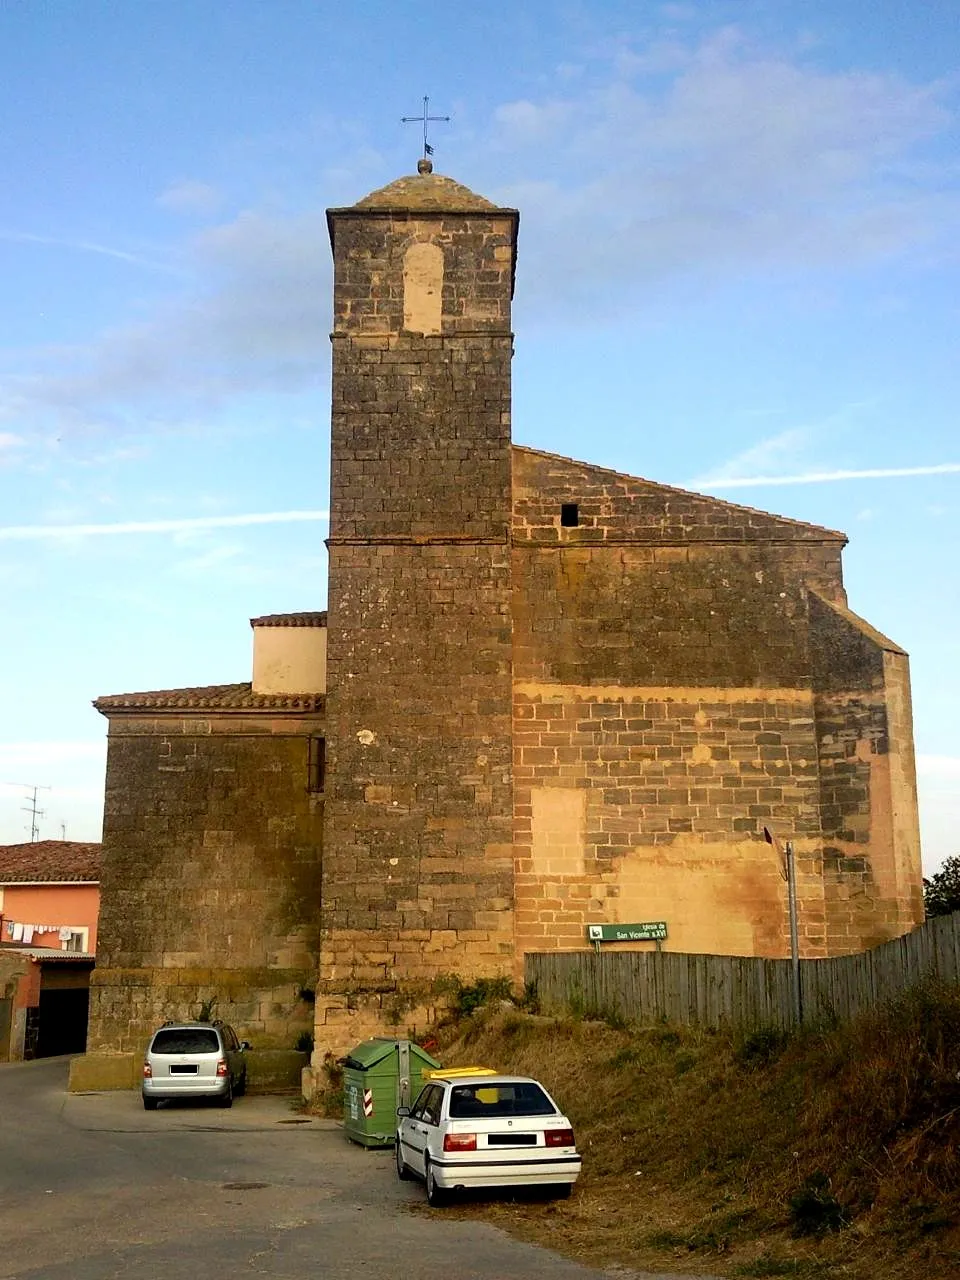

{"left": 351, "top": 171, "right": 502, "bottom": 213}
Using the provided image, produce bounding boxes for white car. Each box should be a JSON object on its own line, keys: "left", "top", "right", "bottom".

{"left": 395, "top": 1073, "right": 581, "bottom": 1205}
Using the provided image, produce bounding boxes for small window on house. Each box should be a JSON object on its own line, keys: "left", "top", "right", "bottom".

{"left": 308, "top": 737, "right": 326, "bottom": 794}
{"left": 560, "top": 503, "right": 579, "bottom": 527}
{"left": 62, "top": 929, "right": 87, "bottom": 953}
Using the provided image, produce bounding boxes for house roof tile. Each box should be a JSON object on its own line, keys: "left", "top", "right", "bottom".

{"left": 0, "top": 840, "right": 101, "bottom": 883}
{"left": 94, "top": 682, "right": 324, "bottom": 713}
{"left": 250, "top": 611, "right": 327, "bottom": 628}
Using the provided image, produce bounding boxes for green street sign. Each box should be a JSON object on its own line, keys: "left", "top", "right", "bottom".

{"left": 587, "top": 922, "right": 668, "bottom": 943}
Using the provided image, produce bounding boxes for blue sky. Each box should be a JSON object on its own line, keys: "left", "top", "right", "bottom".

{"left": 0, "top": 1, "right": 956, "bottom": 869}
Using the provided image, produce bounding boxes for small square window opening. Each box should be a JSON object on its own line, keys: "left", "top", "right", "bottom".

{"left": 560, "top": 503, "right": 579, "bottom": 528}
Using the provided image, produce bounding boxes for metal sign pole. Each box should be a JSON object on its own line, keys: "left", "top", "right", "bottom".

{"left": 764, "top": 827, "right": 803, "bottom": 1027}
{"left": 785, "top": 840, "right": 802, "bottom": 1025}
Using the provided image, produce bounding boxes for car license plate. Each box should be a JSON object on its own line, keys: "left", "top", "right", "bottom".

{"left": 170, "top": 1064, "right": 198, "bottom": 1074}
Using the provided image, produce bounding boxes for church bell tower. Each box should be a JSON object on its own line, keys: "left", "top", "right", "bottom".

{"left": 318, "top": 161, "right": 519, "bottom": 1048}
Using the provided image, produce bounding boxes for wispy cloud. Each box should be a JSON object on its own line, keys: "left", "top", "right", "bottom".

{"left": 701, "top": 426, "right": 814, "bottom": 483}
{"left": 485, "top": 26, "right": 956, "bottom": 314}
{"left": 0, "top": 209, "right": 332, "bottom": 435}
{"left": 0, "top": 510, "right": 329, "bottom": 541}
{"left": 0, "top": 230, "right": 178, "bottom": 274}
{"left": 1, "top": 26, "right": 955, "bottom": 435}
{"left": 157, "top": 179, "right": 223, "bottom": 217}
{"left": 693, "top": 463, "right": 960, "bottom": 488}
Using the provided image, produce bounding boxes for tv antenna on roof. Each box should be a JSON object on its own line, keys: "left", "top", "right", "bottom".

{"left": 5, "top": 782, "right": 52, "bottom": 842}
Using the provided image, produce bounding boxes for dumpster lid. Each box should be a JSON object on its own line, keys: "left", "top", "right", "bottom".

{"left": 343, "top": 1037, "right": 396, "bottom": 1071}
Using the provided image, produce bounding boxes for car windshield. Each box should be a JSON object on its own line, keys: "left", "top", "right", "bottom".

{"left": 151, "top": 1029, "right": 220, "bottom": 1054}
{"left": 448, "top": 1082, "right": 557, "bottom": 1119}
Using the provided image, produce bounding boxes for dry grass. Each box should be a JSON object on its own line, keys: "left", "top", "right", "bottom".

{"left": 426, "top": 983, "right": 960, "bottom": 1279}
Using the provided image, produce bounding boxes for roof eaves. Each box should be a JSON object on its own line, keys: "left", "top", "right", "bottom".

{"left": 0, "top": 877, "right": 100, "bottom": 886}
{"left": 250, "top": 611, "right": 328, "bottom": 628}
{"left": 93, "top": 683, "right": 324, "bottom": 715}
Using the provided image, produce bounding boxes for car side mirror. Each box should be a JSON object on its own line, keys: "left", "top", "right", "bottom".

{"left": 240, "top": 1041, "right": 251, "bottom": 1051}
{"left": 396, "top": 1106, "right": 411, "bottom": 1118}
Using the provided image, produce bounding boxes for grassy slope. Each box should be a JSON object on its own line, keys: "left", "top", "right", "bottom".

{"left": 431, "top": 984, "right": 960, "bottom": 1279}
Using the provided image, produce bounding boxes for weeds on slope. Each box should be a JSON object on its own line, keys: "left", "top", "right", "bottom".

{"left": 431, "top": 981, "right": 960, "bottom": 1279}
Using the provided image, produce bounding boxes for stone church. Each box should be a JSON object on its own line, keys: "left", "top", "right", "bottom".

{"left": 84, "top": 164, "right": 923, "bottom": 1068}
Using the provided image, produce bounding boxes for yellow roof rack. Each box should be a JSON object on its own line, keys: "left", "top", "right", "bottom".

{"left": 424, "top": 1066, "right": 497, "bottom": 1080}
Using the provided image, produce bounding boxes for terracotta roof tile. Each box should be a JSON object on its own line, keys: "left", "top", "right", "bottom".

{"left": 250, "top": 611, "right": 327, "bottom": 628}
{"left": 94, "top": 682, "right": 324, "bottom": 713}
{"left": 0, "top": 840, "right": 101, "bottom": 883}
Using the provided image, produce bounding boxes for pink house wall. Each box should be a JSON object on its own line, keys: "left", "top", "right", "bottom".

{"left": 1, "top": 884, "right": 100, "bottom": 953}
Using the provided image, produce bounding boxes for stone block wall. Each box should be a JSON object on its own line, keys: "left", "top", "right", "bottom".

{"left": 510, "top": 449, "right": 921, "bottom": 963}
{"left": 513, "top": 687, "right": 826, "bottom": 963}
{"left": 810, "top": 593, "right": 924, "bottom": 949}
{"left": 328, "top": 212, "right": 515, "bottom": 542}
{"left": 88, "top": 711, "right": 323, "bottom": 1054}
{"left": 319, "top": 543, "right": 515, "bottom": 1047}
{"left": 0, "top": 951, "right": 34, "bottom": 1060}
{"left": 319, "top": 201, "right": 518, "bottom": 1052}
{"left": 513, "top": 447, "right": 848, "bottom": 603}
{"left": 511, "top": 449, "right": 850, "bottom": 692}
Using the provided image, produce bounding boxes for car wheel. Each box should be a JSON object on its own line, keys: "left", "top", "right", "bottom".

{"left": 218, "top": 1081, "right": 233, "bottom": 1109}
{"left": 235, "top": 1069, "right": 246, "bottom": 1097}
{"left": 424, "top": 1157, "right": 447, "bottom": 1207}
{"left": 552, "top": 1183, "right": 573, "bottom": 1199}
{"left": 395, "top": 1138, "right": 412, "bottom": 1181}
{"left": 142, "top": 1096, "right": 158, "bottom": 1111}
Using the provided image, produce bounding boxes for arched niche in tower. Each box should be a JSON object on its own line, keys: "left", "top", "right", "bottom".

{"left": 402, "top": 241, "right": 444, "bottom": 336}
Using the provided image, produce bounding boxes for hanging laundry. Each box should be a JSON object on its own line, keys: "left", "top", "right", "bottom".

{"left": 12, "top": 923, "right": 24, "bottom": 941}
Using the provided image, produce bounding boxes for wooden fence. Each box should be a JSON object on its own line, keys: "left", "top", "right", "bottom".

{"left": 525, "top": 911, "right": 960, "bottom": 1031}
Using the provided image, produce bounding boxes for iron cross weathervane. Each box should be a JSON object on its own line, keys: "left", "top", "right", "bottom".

{"left": 401, "top": 95, "right": 450, "bottom": 163}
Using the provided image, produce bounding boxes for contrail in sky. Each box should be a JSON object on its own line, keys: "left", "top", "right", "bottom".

{"left": 0, "top": 230, "right": 177, "bottom": 273}
{"left": 693, "top": 463, "right": 960, "bottom": 488}
{"left": 0, "top": 511, "right": 330, "bottom": 541}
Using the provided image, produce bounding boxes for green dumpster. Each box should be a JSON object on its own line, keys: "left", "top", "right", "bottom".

{"left": 342, "top": 1038, "right": 440, "bottom": 1147}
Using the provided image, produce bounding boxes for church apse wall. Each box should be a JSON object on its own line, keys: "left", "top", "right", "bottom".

{"left": 510, "top": 447, "right": 922, "bottom": 963}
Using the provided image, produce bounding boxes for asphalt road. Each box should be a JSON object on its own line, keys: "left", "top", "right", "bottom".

{"left": 0, "top": 1058, "right": 716, "bottom": 1280}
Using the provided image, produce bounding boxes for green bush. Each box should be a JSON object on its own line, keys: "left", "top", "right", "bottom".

{"left": 788, "top": 1172, "right": 847, "bottom": 1237}
{"left": 434, "top": 974, "right": 515, "bottom": 1018}
{"left": 735, "top": 1025, "right": 791, "bottom": 1069}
